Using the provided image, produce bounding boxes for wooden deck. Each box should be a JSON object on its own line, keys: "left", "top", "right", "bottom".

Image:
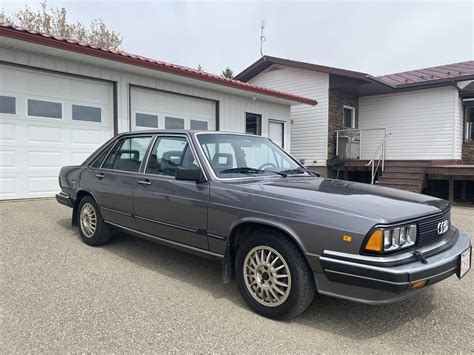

{"left": 338, "top": 160, "right": 474, "bottom": 201}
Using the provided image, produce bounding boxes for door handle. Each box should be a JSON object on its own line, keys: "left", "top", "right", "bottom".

{"left": 95, "top": 173, "right": 105, "bottom": 179}
{"left": 137, "top": 179, "right": 151, "bottom": 186}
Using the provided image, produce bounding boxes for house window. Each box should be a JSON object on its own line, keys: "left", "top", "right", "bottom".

{"left": 343, "top": 106, "right": 355, "bottom": 128}
{"left": 72, "top": 104, "right": 101, "bottom": 122}
{"left": 136, "top": 113, "right": 158, "bottom": 128}
{"left": 246, "top": 112, "right": 262, "bottom": 135}
{"left": 466, "top": 106, "right": 474, "bottom": 142}
{"left": 0, "top": 96, "right": 16, "bottom": 114}
{"left": 165, "top": 116, "right": 185, "bottom": 129}
{"left": 28, "top": 99, "right": 62, "bottom": 119}
{"left": 269, "top": 120, "right": 284, "bottom": 148}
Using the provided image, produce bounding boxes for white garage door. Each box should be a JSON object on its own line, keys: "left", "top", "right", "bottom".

{"left": 130, "top": 87, "right": 216, "bottom": 131}
{"left": 0, "top": 65, "right": 114, "bottom": 199}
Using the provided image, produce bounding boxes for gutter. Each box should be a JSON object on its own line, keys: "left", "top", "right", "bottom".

{"left": 0, "top": 24, "right": 317, "bottom": 106}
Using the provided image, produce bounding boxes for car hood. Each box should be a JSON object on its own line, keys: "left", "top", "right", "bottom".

{"left": 238, "top": 177, "right": 449, "bottom": 223}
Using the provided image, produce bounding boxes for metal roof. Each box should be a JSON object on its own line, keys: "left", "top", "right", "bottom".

{"left": 0, "top": 23, "right": 317, "bottom": 106}
{"left": 375, "top": 61, "right": 474, "bottom": 88}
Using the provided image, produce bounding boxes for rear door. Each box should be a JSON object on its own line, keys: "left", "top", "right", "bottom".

{"left": 88, "top": 134, "right": 153, "bottom": 229}
{"left": 133, "top": 134, "right": 210, "bottom": 249}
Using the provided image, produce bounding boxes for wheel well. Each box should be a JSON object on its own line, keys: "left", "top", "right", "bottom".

{"left": 229, "top": 222, "right": 299, "bottom": 252}
{"left": 71, "top": 190, "right": 94, "bottom": 227}
{"left": 225, "top": 222, "right": 305, "bottom": 280}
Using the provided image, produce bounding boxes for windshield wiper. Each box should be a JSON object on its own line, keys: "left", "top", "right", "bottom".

{"left": 278, "top": 168, "right": 320, "bottom": 177}
{"left": 220, "top": 167, "right": 287, "bottom": 177}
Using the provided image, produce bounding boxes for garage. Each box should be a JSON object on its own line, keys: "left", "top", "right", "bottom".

{"left": 130, "top": 86, "right": 216, "bottom": 131}
{"left": 0, "top": 65, "right": 114, "bottom": 199}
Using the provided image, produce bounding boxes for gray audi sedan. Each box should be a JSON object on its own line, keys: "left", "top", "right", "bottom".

{"left": 56, "top": 130, "right": 471, "bottom": 319}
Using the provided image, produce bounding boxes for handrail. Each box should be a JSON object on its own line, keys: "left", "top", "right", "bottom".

{"left": 366, "top": 132, "right": 391, "bottom": 166}
{"left": 366, "top": 132, "right": 391, "bottom": 184}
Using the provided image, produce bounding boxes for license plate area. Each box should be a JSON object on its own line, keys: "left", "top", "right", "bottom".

{"left": 458, "top": 247, "right": 472, "bottom": 279}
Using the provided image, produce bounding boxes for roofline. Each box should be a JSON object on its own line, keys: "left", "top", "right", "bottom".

{"left": 0, "top": 24, "right": 317, "bottom": 106}
{"left": 236, "top": 55, "right": 473, "bottom": 93}
{"left": 235, "top": 55, "right": 370, "bottom": 82}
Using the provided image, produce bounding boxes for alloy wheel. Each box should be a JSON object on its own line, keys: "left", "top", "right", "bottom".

{"left": 243, "top": 246, "right": 292, "bottom": 307}
{"left": 80, "top": 202, "right": 97, "bottom": 238}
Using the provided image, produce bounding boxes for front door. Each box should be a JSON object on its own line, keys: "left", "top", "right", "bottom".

{"left": 90, "top": 134, "right": 153, "bottom": 229}
{"left": 133, "top": 135, "right": 209, "bottom": 250}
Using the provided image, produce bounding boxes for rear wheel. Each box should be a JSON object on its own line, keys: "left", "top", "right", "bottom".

{"left": 77, "top": 196, "right": 112, "bottom": 246}
{"left": 235, "top": 230, "right": 316, "bottom": 319}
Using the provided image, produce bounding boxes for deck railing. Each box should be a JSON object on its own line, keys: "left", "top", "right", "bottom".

{"left": 335, "top": 128, "right": 391, "bottom": 183}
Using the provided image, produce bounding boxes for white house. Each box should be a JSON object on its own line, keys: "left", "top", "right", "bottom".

{"left": 0, "top": 25, "right": 316, "bottom": 200}
{"left": 236, "top": 56, "right": 474, "bottom": 200}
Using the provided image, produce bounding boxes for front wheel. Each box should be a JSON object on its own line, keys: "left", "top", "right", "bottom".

{"left": 235, "top": 230, "right": 316, "bottom": 319}
{"left": 77, "top": 196, "right": 112, "bottom": 246}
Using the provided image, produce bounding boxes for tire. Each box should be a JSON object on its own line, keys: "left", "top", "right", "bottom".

{"left": 77, "top": 196, "right": 113, "bottom": 246}
{"left": 235, "top": 229, "right": 316, "bottom": 320}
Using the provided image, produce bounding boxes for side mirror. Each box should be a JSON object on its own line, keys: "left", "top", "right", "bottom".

{"left": 175, "top": 167, "right": 205, "bottom": 183}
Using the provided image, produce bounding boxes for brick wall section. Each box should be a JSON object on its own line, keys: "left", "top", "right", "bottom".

{"left": 327, "top": 89, "right": 359, "bottom": 160}
{"left": 462, "top": 143, "right": 474, "bottom": 164}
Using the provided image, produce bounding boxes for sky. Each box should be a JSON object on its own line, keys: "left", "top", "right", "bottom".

{"left": 2, "top": 0, "right": 473, "bottom": 76}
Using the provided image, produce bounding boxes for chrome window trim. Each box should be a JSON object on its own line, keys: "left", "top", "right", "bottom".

{"left": 193, "top": 131, "right": 307, "bottom": 182}
{"left": 97, "top": 134, "right": 154, "bottom": 173}
{"left": 141, "top": 133, "right": 209, "bottom": 181}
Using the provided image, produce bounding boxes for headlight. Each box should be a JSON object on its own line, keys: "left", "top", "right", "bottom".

{"left": 364, "top": 224, "right": 417, "bottom": 253}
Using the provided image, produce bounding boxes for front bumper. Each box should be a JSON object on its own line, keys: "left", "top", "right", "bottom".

{"left": 316, "top": 229, "right": 471, "bottom": 304}
{"left": 55, "top": 192, "right": 74, "bottom": 208}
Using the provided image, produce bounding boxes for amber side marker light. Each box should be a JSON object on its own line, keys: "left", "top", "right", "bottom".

{"left": 365, "top": 229, "right": 383, "bottom": 252}
{"left": 411, "top": 280, "right": 428, "bottom": 289}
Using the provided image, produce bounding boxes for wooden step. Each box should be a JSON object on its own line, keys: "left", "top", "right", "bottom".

{"left": 384, "top": 160, "right": 432, "bottom": 167}
{"left": 375, "top": 181, "right": 421, "bottom": 193}
{"left": 378, "top": 176, "right": 424, "bottom": 185}
{"left": 384, "top": 166, "right": 428, "bottom": 173}
{"left": 380, "top": 172, "right": 425, "bottom": 179}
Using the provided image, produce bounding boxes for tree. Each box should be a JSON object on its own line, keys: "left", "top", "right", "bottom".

{"left": 221, "top": 67, "right": 234, "bottom": 79}
{"left": 0, "top": 1, "right": 123, "bottom": 50}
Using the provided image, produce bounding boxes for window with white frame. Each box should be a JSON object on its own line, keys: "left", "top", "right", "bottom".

{"left": 343, "top": 106, "right": 355, "bottom": 128}
{"left": 466, "top": 105, "right": 474, "bottom": 142}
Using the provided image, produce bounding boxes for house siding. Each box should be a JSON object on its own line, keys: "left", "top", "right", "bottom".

{"left": 0, "top": 46, "right": 291, "bottom": 140}
{"left": 358, "top": 86, "right": 459, "bottom": 160}
{"left": 327, "top": 89, "right": 359, "bottom": 160}
{"left": 248, "top": 66, "right": 328, "bottom": 166}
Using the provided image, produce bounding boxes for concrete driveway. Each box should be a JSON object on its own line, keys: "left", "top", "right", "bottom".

{"left": 1, "top": 199, "right": 473, "bottom": 353}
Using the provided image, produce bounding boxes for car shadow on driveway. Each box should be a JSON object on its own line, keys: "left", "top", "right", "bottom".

{"left": 59, "top": 221, "right": 436, "bottom": 340}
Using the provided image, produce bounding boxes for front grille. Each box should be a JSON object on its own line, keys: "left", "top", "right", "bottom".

{"left": 416, "top": 208, "right": 451, "bottom": 247}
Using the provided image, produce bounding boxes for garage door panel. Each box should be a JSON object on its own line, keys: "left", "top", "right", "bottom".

{"left": 0, "top": 177, "right": 16, "bottom": 198}
{"left": 27, "top": 176, "right": 59, "bottom": 195}
{"left": 28, "top": 151, "right": 62, "bottom": 169}
{"left": 0, "top": 64, "right": 114, "bottom": 199}
{"left": 71, "top": 152, "right": 92, "bottom": 165}
{"left": 27, "top": 125, "right": 62, "bottom": 143}
{"left": 130, "top": 87, "right": 216, "bottom": 131}
{"left": 71, "top": 129, "right": 102, "bottom": 145}
{"left": 0, "top": 123, "right": 16, "bottom": 141}
{"left": 0, "top": 150, "right": 16, "bottom": 168}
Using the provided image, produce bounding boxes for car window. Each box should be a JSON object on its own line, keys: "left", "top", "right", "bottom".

{"left": 198, "top": 134, "right": 302, "bottom": 178}
{"left": 102, "top": 136, "right": 152, "bottom": 172}
{"left": 146, "top": 136, "right": 198, "bottom": 177}
{"left": 91, "top": 146, "right": 112, "bottom": 168}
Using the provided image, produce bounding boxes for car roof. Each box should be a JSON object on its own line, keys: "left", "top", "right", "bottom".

{"left": 116, "top": 130, "right": 270, "bottom": 139}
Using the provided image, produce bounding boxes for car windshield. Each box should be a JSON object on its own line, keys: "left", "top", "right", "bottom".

{"left": 197, "top": 134, "right": 307, "bottom": 178}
